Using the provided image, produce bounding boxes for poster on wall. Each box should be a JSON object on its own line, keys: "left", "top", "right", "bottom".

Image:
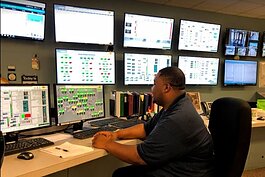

{"left": 259, "top": 62, "right": 265, "bottom": 88}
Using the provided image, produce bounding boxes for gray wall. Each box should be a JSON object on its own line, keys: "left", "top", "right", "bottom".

{"left": 1, "top": 0, "right": 265, "bottom": 116}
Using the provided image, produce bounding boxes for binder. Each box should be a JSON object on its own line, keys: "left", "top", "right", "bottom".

{"left": 115, "top": 91, "right": 121, "bottom": 117}
{"left": 139, "top": 93, "right": 145, "bottom": 115}
{"left": 109, "top": 91, "right": 116, "bottom": 116}
{"left": 127, "top": 91, "right": 134, "bottom": 116}
{"left": 120, "top": 92, "right": 125, "bottom": 117}
{"left": 132, "top": 92, "right": 140, "bottom": 114}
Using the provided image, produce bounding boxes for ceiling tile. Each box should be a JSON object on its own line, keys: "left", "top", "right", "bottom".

{"left": 242, "top": 6, "right": 265, "bottom": 16}
{"left": 192, "top": 0, "right": 239, "bottom": 11}
{"left": 242, "top": 0, "right": 265, "bottom": 5}
{"left": 218, "top": 1, "right": 261, "bottom": 14}
{"left": 165, "top": 0, "right": 206, "bottom": 8}
{"left": 134, "top": 0, "right": 265, "bottom": 19}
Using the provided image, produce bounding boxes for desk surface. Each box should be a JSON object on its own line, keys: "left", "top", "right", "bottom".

{"left": 2, "top": 118, "right": 265, "bottom": 177}
{"left": 1, "top": 136, "right": 137, "bottom": 177}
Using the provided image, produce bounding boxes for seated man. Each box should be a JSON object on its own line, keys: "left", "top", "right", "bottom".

{"left": 92, "top": 66, "right": 215, "bottom": 177}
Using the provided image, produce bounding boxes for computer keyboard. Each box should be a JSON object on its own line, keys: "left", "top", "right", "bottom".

{"left": 5, "top": 137, "right": 54, "bottom": 156}
{"left": 89, "top": 118, "right": 127, "bottom": 127}
{"left": 73, "top": 126, "right": 118, "bottom": 139}
{"left": 110, "top": 119, "right": 145, "bottom": 129}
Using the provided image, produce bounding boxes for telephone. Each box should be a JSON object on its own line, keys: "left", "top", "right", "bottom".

{"left": 201, "top": 101, "right": 212, "bottom": 117}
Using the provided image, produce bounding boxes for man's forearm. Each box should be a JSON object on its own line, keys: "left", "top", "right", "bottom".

{"left": 116, "top": 123, "right": 146, "bottom": 140}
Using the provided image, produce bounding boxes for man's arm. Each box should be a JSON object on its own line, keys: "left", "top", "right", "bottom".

{"left": 92, "top": 123, "right": 147, "bottom": 165}
{"left": 115, "top": 123, "right": 146, "bottom": 140}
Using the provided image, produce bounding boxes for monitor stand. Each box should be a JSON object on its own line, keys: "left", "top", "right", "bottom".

{"left": 64, "top": 121, "right": 84, "bottom": 134}
{"left": 4, "top": 132, "right": 19, "bottom": 143}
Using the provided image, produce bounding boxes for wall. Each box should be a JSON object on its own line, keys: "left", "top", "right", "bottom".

{"left": 1, "top": 0, "right": 265, "bottom": 116}
{"left": 1, "top": 0, "right": 265, "bottom": 173}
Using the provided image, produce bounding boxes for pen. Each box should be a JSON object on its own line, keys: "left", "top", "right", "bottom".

{"left": 55, "top": 146, "right": 69, "bottom": 152}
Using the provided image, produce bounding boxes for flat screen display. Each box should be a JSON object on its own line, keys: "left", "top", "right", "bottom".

{"left": 0, "top": 0, "right": 46, "bottom": 40}
{"left": 178, "top": 56, "right": 219, "bottom": 85}
{"left": 225, "top": 29, "right": 259, "bottom": 57}
{"left": 0, "top": 84, "right": 51, "bottom": 134}
{"left": 54, "top": 4, "right": 114, "bottom": 45}
{"left": 178, "top": 20, "right": 221, "bottom": 52}
{"left": 123, "top": 13, "right": 174, "bottom": 49}
{"left": 124, "top": 53, "right": 171, "bottom": 85}
{"left": 262, "top": 32, "right": 265, "bottom": 57}
{"left": 54, "top": 85, "right": 105, "bottom": 125}
{"left": 56, "top": 49, "right": 115, "bottom": 84}
{"left": 224, "top": 60, "right": 257, "bottom": 86}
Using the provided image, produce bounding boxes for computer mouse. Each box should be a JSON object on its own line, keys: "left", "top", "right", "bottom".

{"left": 17, "top": 151, "right": 34, "bottom": 160}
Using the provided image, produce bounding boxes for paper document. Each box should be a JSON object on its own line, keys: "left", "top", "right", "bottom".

{"left": 43, "top": 133, "right": 73, "bottom": 143}
{"left": 41, "top": 142, "right": 94, "bottom": 158}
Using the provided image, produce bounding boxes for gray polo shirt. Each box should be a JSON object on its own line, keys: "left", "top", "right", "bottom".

{"left": 137, "top": 93, "right": 214, "bottom": 177}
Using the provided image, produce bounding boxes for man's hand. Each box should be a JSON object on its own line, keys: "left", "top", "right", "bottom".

{"left": 92, "top": 131, "right": 116, "bottom": 149}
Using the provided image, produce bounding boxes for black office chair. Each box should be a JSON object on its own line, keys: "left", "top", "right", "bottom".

{"left": 208, "top": 97, "right": 252, "bottom": 177}
{"left": 0, "top": 131, "right": 5, "bottom": 168}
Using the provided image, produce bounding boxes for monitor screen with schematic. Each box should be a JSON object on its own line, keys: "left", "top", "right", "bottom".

{"left": 0, "top": 84, "right": 51, "bottom": 142}
{"left": 54, "top": 84, "right": 105, "bottom": 132}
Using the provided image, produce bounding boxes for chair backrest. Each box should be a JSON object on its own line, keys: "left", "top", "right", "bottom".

{"left": 208, "top": 97, "right": 252, "bottom": 177}
{"left": 0, "top": 131, "right": 5, "bottom": 168}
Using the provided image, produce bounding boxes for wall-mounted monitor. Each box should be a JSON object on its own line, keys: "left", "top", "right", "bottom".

{"left": 178, "top": 56, "right": 219, "bottom": 85}
{"left": 178, "top": 19, "right": 221, "bottom": 52}
{"left": 123, "top": 13, "right": 174, "bottom": 49}
{"left": 56, "top": 49, "right": 115, "bottom": 84}
{"left": 0, "top": 0, "right": 46, "bottom": 40}
{"left": 225, "top": 29, "right": 259, "bottom": 57}
{"left": 223, "top": 60, "right": 258, "bottom": 86}
{"left": 262, "top": 32, "right": 265, "bottom": 57}
{"left": 54, "top": 4, "right": 114, "bottom": 45}
{"left": 124, "top": 53, "right": 171, "bottom": 85}
{"left": 54, "top": 84, "right": 105, "bottom": 125}
{"left": 0, "top": 84, "right": 51, "bottom": 134}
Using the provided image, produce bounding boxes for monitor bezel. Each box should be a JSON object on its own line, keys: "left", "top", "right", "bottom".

{"left": 177, "top": 19, "right": 221, "bottom": 53}
{"left": 123, "top": 52, "right": 172, "bottom": 86}
{"left": 123, "top": 12, "right": 174, "bottom": 50}
{"left": 55, "top": 48, "right": 116, "bottom": 85}
{"left": 53, "top": 3, "right": 114, "bottom": 45}
{"left": 177, "top": 56, "right": 220, "bottom": 86}
{"left": 261, "top": 31, "right": 265, "bottom": 57}
{"left": 0, "top": 0, "right": 46, "bottom": 41}
{"left": 0, "top": 83, "right": 52, "bottom": 135}
{"left": 53, "top": 84, "right": 106, "bottom": 126}
{"left": 223, "top": 59, "right": 258, "bottom": 86}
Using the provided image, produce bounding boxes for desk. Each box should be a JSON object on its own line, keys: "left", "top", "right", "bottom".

{"left": 1, "top": 136, "right": 138, "bottom": 177}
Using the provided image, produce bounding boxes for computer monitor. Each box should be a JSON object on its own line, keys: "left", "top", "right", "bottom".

{"left": 0, "top": 0, "right": 46, "bottom": 41}
{"left": 262, "top": 32, "right": 265, "bottom": 57}
{"left": 123, "top": 13, "right": 174, "bottom": 49}
{"left": 178, "top": 56, "right": 219, "bottom": 85}
{"left": 54, "top": 4, "right": 114, "bottom": 45}
{"left": 225, "top": 29, "right": 259, "bottom": 57}
{"left": 0, "top": 84, "right": 51, "bottom": 136}
{"left": 54, "top": 84, "right": 105, "bottom": 126}
{"left": 124, "top": 53, "right": 172, "bottom": 85}
{"left": 178, "top": 19, "right": 221, "bottom": 52}
{"left": 223, "top": 60, "right": 258, "bottom": 86}
{"left": 56, "top": 49, "right": 115, "bottom": 84}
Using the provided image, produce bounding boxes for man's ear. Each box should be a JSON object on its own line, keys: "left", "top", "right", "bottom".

{"left": 163, "top": 83, "right": 171, "bottom": 93}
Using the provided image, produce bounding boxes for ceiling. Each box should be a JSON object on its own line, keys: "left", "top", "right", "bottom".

{"left": 135, "top": 0, "right": 265, "bottom": 19}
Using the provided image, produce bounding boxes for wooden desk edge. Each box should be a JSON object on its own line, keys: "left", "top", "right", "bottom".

{"left": 2, "top": 139, "right": 139, "bottom": 177}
